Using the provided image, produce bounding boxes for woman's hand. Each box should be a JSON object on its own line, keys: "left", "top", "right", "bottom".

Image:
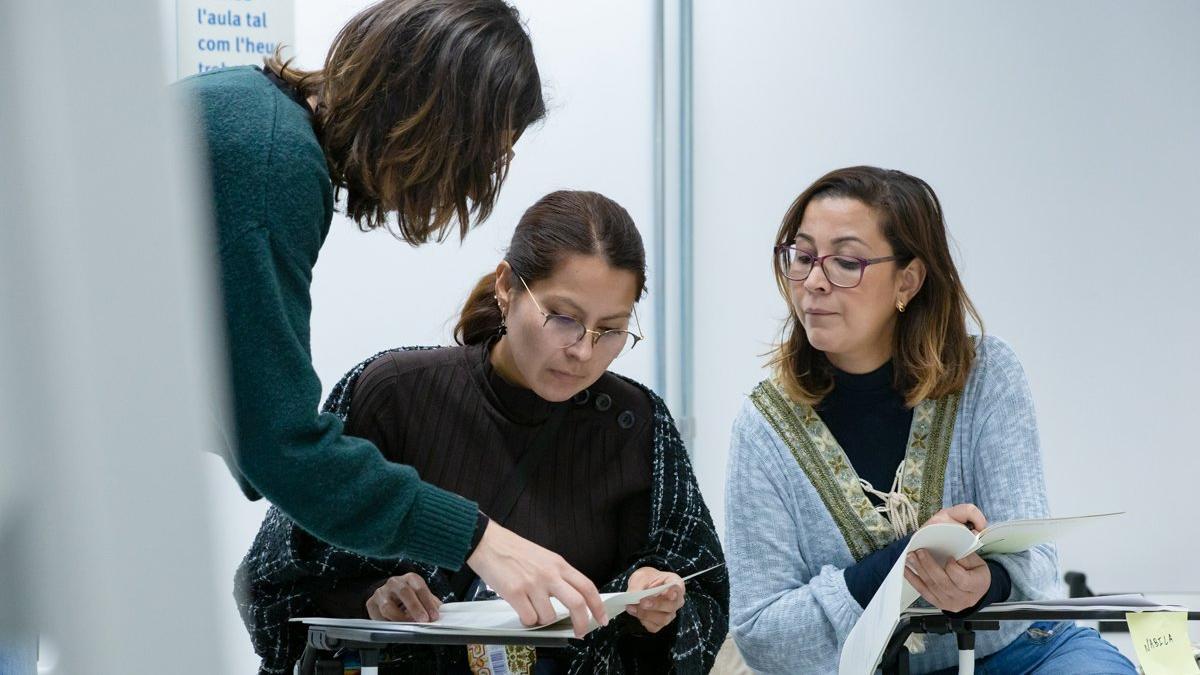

{"left": 366, "top": 572, "right": 442, "bottom": 623}
{"left": 904, "top": 551, "right": 991, "bottom": 613}
{"left": 625, "top": 567, "right": 686, "bottom": 634}
{"left": 467, "top": 519, "right": 608, "bottom": 638}
{"left": 908, "top": 503, "right": 991, "bottom": 612}
{"left": 923, "top": 503, "right": 988, "bottom": 533}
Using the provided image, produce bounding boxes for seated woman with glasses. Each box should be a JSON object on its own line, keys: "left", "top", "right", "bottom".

{"left": 724, "top": 167, "right": 1134, "bottom": 674}
{"left": 236, "top": 190, "right": 728, "bottom": 675}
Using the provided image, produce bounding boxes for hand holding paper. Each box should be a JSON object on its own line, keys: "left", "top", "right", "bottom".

{"left": 367, "top": 572, "right": 443, "bottom": 623}
{"left": 294, "top": 563, "right": 724, "bottom": 640}
{"left": 625, "top": 567, "right": 687, "bottom": 633}
{"left": 466, "top": 519, "right": 608, "bottom": 638}
{"left": 839, "top": 512, "right": 1122, "bottom": 674}
{"left": 904, "top": 549, "right": 991, "bottom": 613}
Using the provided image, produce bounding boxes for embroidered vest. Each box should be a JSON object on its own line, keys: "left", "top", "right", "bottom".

{"left": 750, "top": 378, "right": 960, "bottom": 561}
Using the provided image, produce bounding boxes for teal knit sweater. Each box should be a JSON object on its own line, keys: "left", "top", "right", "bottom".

{"left": 176, "top": 66, "right": 478, "bottom": 565}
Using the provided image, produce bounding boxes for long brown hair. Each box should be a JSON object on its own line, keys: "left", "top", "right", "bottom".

{"left": 264, "top": 0, "right": 545, "bottom": 244}
{"left": 455, "top": 190, "right": 647, "bottom": 345}
{"left": 769, "top": 166, "right": 984, "bottom": 407}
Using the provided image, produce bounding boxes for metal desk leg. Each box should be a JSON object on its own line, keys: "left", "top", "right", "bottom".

{"left": 298, "top": 645, "right": 318, "bottom": 675}
{"left": 360, "top": 647, "right": 381, "bottom": 675}
{"left": 956, "top": 628, "right": 976, "bottom": 675}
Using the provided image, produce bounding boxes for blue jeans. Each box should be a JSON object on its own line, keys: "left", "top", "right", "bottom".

{"left": 0, "top": 638, "right": 37, "bottom": 675}
{"left": 929, "top": 621, "right": 1137, "bottom": 674}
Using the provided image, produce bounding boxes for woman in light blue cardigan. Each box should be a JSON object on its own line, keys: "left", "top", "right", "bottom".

{"left": 725, "top": 166, "right": 1134, "bottom": 674}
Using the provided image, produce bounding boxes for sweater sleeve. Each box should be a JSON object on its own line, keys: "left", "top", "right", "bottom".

{"left": 725, "top": 400, "right": 862, "bottom": 674}
{"left": 843, "top": 533, "right": 913, "bottom": 608}
{"left": 220, "top": 226, "right": 478, "bottom": 566}
{"left": 965, "top": 336, "right": 1061, "bottom": 602}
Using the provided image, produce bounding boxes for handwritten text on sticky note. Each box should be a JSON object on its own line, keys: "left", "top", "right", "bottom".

{"left": 1126, "top": 612, "right": 1199, "bottom": 675}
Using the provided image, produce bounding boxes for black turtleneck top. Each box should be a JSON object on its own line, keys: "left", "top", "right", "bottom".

{"left": 314, "top": 342, "right": 655, "bottom": 618}
{"left": 817, "top": 360, "right": 913, "bottom": 497}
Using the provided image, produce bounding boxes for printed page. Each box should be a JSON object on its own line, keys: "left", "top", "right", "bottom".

{"left": 291, "top": 589, "right": 659, "bottom": 638}
{"left": 841, "top": 523, "right": 975, "bottom": 674}
{"left": 296, "top": 564, "right": 722, "bottom": 636}
{"left": 972, "top": 512, "right": 1123, "bottom": 556}
{"left": 839, "top": 554, "right": 911, "bottom": 675}
{"left": 902, "top": 594, "right": 1188, "bottom": 615}
{"left": 292, "top": 615, "right": 579, "bottom": 639}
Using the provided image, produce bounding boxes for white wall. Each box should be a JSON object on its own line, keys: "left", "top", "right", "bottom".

{"left": 690, "top": 0, "right": 1200, "bottom": 595}
{"left": 3, "top": 2, "right": 223, "bottom": 672}
{"left": 192, "top": 2, "right": 660, "bottom": 671}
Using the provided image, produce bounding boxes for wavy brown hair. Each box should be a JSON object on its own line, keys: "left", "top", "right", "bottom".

{"left": 454, "top": 190, "right": 647, "bottom": 346}
{"left": 769, "top": 166, "right": 984, "bottom": 407}
{"left": 265, "top": 0, "right": 545, "bottom": 244}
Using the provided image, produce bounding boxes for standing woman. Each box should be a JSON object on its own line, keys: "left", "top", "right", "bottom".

{"left": 725, "top": 166, "right": 1135, "bottom": 673}
{"left": 177, "top": 0, "right": 607, "bottom": 630}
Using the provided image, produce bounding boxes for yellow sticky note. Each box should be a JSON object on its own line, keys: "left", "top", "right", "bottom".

{"left": 1126, "top": 611, "right": 1199, "bottom": 675}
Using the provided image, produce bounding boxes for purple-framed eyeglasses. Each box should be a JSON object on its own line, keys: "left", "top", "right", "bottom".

{"left": 774, "top": 244, "right": 902, "bottom": 289}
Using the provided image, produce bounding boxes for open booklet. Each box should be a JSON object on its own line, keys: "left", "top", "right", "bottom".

{"left": 838, "top": 512, "right": 1122, "bottom": 675}
{"left": 891, "top": 513, "right": 1124, "bottom": 608}
{"left": 295, "top": 564, "right": 723, "bottom": 639}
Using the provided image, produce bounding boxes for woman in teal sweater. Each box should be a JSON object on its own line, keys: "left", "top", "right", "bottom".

{"left": 178, "top": 0, "right": 608, "bottom": 634}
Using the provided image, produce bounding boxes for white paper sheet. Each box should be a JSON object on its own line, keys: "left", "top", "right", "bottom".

{"left": 838, "top": 513, "right": 1121, "bottom": 674}
{"left": 902, "top": 595, "right": 1188, "bottom": 615}
{"left": 295, "top": 563, "right": 723, "bottom": 638}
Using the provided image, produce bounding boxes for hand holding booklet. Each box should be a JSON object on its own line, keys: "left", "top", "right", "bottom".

{"left": 839, "top": 512, "right": 1123, "bottom": 675}
{"left": 296, "top": 563, "right": 723, "bottom": 640}
{"left": 892, "top": 512, "right": 1123, "bottom": 607}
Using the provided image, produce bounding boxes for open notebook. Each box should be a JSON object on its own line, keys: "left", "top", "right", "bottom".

{"left": 295, "top": 564, "right": 722, "bottom": 639}
{"left": 839, "top": 512, "right": 1123, "bottom": 675}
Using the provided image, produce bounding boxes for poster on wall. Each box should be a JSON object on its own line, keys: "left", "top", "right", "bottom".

{"left": 176, "top": 0, "right": 294, "bottom": 80}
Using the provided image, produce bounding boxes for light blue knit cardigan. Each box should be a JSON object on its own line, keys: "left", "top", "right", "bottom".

{"left": 725, "top": 335, "right": 1062, "bottom": 674}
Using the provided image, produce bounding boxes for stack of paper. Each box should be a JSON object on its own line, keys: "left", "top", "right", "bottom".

{"left": 901, "top": 594, "right": 1188, "bottom": 616}
{"left": 295, "top": 564, "right": 721, "bottom": 639}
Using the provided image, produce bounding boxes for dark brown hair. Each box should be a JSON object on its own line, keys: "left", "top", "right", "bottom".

{"left": 455, "top": 190, "right": 647, "bottom": 345}
{"left": 769, "top": 166, "right": 984, "bottom": 407}
{"left": 265, "top": 0, "right": 545, "bottom": 244}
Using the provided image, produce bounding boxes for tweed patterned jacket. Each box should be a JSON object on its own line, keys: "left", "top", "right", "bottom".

{"left": 235, "top": 347, "right": 729, "bottom": 674}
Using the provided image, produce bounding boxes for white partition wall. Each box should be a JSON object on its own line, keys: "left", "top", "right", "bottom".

{"left": 0, "top": 2, "right": 223, "bottom": 673}
{"left": 689, "top": 1, "right": 1200, "bottom": 594}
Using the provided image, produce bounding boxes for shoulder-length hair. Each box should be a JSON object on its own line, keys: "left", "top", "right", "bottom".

{"left": 768, "top": 166, "right": 984, "bottom": 407}
{"left": 265, "top": 0, "right": 545, "bottom": 244}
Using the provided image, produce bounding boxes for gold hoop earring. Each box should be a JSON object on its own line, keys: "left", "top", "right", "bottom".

{"left": 896, "top": 300, "right": 906, "bottom": 313}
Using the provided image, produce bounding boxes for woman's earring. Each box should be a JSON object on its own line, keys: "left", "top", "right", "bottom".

{"left": 496, "top": 297, "right": 508, "bottom": 336}
{"left": 896, "top": 299, "right": 907, "bottom": 313}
